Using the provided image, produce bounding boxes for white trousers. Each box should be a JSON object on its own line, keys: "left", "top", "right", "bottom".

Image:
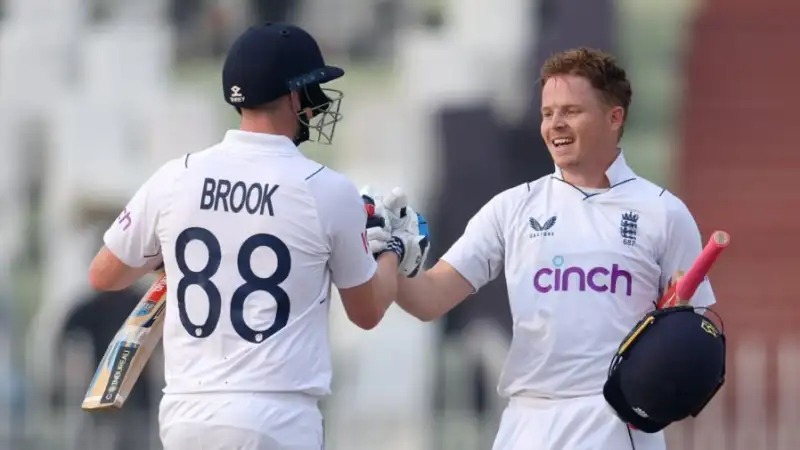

{"left": 492, "top": 395, "right": 667, "bottom": 450}
{"left": 159, "top": 393, "right": 323, "bottom": 450}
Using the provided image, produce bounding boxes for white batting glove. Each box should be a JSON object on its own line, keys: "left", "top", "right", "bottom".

{"left": 360, "top": 187, "right": 392, "bottom": 257}
{"left": 382, "top": 187, "right": 431, "bottom": 277}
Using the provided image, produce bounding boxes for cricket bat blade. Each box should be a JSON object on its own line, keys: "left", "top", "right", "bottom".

{"left": 81, "top": 274, "right": 167, "bottom": 410}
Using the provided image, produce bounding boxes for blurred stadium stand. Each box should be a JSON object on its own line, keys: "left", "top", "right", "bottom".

{"left": 0, "top": 1, "right": 796, "bottom": 449}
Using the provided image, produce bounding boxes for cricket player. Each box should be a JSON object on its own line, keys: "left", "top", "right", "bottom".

{"left": 368, "top": 48, "right": 716, "bottom": 449}
{"left": 87, "top": 23, "right": 424, "bottom": 450}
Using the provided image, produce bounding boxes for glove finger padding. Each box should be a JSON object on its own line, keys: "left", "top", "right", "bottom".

{"left": 393, "top": 210, "right": 431, "bottom": 277}
{"left": 383, "top": 187, "right": 409, "bottom": 219}
{"left": 362, "top": 190, "right": 392, "bottom": 259}
{"left": 367, "top": 227, "right": 391, "bottom": 255}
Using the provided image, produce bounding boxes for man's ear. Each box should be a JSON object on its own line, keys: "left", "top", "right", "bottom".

{"left": 609, "top": 106, "right": 625, "bottom": 133}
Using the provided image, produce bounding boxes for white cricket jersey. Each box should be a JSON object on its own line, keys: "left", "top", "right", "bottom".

{"left": 103, "top": 130, "right": 377, "bottom": 398}
{"left": 441, "top": 151, "right": 716, "bottom": 400}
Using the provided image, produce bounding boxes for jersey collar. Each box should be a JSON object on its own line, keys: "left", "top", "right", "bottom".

{"left": 222, "top": 130, "right": 300, "bottom": 156}
{"left": 552, "top": 149, "right": 636, "bottom": 186}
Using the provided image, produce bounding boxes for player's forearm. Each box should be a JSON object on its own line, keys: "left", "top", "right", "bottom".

{"left": 338, "top": 252, "right": 400, "bottom": 330}
{"left": 396, "top": 271, "right": 446, "bottom": 322}
{"left": 89, "top": 247, "right": 161, "bottom": 291}
{"left": 396, "top": 261, "right": 473, "bottom": 322}
{"left": 373, "top": 252, "right": 400, "bottom": 312}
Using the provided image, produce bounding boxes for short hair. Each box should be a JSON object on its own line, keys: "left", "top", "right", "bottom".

{"left": 540, "top": 48, "right": 632, "bottom": 134}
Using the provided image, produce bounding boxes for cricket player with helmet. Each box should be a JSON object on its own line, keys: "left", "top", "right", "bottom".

{"left": 366, "top": 48, "right": 721, "bottom": 449}
{"left": 87, "top": 22, "right": 425, "bottom": 450}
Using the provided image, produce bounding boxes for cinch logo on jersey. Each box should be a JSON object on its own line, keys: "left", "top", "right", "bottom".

{"left": 533, "top": 256, "right": 632, "bottom": 296}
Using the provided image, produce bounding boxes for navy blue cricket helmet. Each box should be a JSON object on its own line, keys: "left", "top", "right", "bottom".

{"left": 603, "top": 305, "right": 726, "bottom": 433}
{"left": 222, "top": 22, "right": 344, "bottom": 144}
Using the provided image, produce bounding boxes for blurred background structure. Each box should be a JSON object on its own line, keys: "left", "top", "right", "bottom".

{"left": 0, "top": 0, "right": 796, "bottom": 449}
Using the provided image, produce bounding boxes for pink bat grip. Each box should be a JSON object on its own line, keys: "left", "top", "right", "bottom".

{"left": 676, "top": 230, "right": 731, "bottom": 301}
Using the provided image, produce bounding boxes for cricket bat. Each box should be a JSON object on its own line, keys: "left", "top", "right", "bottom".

{"left": 657, "top": 230, "right": 731, "bottom": 309}
{"left": 81, "top": 273, "right": 167, "bottom": 410}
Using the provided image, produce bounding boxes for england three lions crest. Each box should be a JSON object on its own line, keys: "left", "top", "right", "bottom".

{"left": 620, "top": 211, "right": 638, "bottom": 246}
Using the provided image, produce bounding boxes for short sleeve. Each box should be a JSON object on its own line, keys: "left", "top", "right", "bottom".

{"left": 313, "top": 174, "right": 376, "bottom": 289}
{"left": 440, "top": 195, "right": 505, "bottom": 292}
{"left": 658, "top": 196, "right": 716, "bottom": 308}
{"left": 103, "top": 162, "right": 177, "bottom": 268}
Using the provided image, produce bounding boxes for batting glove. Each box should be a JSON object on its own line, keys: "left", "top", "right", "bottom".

{"left": 382, "top": 187, "right": 431, "bottom": 277}
{"left": 360, "top": 187, "right": 393, "bottom": 258}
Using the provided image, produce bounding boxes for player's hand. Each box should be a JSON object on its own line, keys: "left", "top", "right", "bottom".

{"left": 382, "top": 187, "right": 431, "bottom": 277}
{"left": 656, "top": 271, "right": 687, "bottom": 309}
{"left": 667, "top": 271, "right": 689, "bottom": 306}
{"left": 667, "top": 271, "right": 685, "bottom": 289}
{"left": 361, "top": 187, "right": 392, "bottom": 257}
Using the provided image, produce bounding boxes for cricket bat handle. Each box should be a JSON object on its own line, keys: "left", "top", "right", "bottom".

{"left": 657, "top": 230, "right": 730, "bottom": 309}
